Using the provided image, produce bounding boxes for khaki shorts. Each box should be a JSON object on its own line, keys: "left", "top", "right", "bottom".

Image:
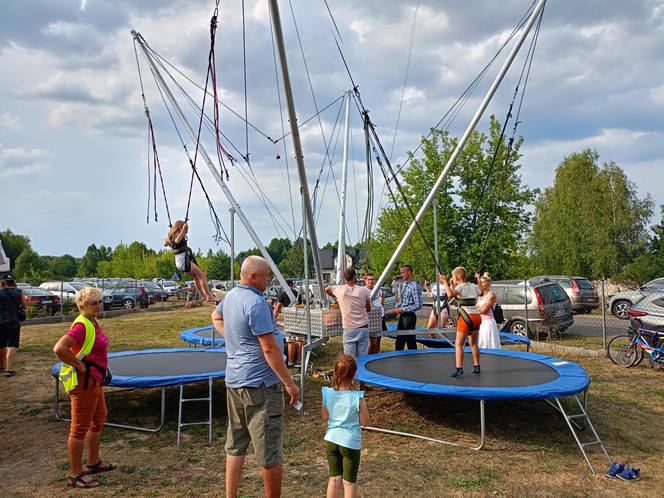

{"left": 225, "top": 384, "right": 285, "bottom": 468}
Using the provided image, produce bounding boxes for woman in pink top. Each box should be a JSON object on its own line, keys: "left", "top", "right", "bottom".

{"left": 477, "top": 273, "right": 501, "bottom": 349}
{"left": 53, "top": 287, "right": 115, "bottom": 489}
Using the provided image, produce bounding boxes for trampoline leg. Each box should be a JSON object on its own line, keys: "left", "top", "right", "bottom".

{"left": 300, "top": 337, "right": 326, "bottom": 411}
{"left": 177, "top": 379, "right": 214, "bottom": 447}
{"left": 473, "top": 400, "right": 486, "bottom": 451}
{"left": 53, "top": 378, "right": 64, "bottom": 421}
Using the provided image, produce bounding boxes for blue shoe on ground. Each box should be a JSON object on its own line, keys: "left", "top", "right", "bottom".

{"left": 617, "top": 467, "right": 640, "bottom": 481}
{"left": 604, "top": 462, "right": 624, "bottom": 478}
{"left": 450, "top": 368, "right": 464, "bottom": 378}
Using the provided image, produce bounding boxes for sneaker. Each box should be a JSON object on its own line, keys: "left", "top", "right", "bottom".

{"left": 450, "top": 368, "right": 464, "bottom": 378}
{"left": 617, "top": 467, "right": 640, "bottom": 481}
{"left": 473, "top": 365, "right": 481, "bottom": 375}
{"left": 604, "top": 462, "right": 624, "bottom": 478}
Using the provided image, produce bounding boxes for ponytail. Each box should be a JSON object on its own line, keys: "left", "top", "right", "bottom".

{"left": 332, "top": 354, "right": 357, "bottom": 389}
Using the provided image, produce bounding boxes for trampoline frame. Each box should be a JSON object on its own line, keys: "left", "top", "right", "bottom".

{"left": 357, "top": 349, "right": 612, "bottom": 473}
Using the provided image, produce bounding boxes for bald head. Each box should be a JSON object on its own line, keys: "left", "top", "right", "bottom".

{"left": 240, "top": 255, "right": 270, "bottom": 291}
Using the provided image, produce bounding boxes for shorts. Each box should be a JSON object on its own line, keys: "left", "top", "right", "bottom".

{"left": 430, "top": 306, "right": 449, "bottom": 322}
{"left": 457, "top": 308, "right": 482, "bottom": 334}
{"left": 0, "top": 323, "right": 20, "bottom": 348}
{"left": 369, "top": 317, "right": 387, "bottom": 338}
{"left": 343, "top": 327, "right": 369, "bottom": 357}
{"left": 285, "top": 333, "right": 304, "bottom": 344}
{"left": 175, "top": 252, "right": 191, "bottom": 273}
{"left": 326, "top": 441, "right": 361, "bottom": 483}
{"left": 225, "top": 383, "right": 285, "bottom": 468}
{"left": 68, "top": 380, "right": 107, "bottom": 439}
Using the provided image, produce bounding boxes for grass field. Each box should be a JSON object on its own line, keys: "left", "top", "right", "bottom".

{"left": 1, "top": 307, "right": 662, "bottom": 497}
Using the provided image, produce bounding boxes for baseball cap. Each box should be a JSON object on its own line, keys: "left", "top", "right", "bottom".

{"left": 1, "top": 272, "right": 16, "bottom": 282}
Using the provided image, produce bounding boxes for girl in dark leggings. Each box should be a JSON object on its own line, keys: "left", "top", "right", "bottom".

{"left": 321, "top": 355, "right": 371, "bottom": 498}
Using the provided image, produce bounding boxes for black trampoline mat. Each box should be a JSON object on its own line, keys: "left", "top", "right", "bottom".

{"left": 365, "top": 352, "right": 558, "bottom": 387}
{"left": 109, "top": 351, "right": 227, "bottom": 377}
{"left": 192, "top": 326, "right": 282, "bottom": 339}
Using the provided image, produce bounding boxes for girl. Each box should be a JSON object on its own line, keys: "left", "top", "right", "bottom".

{"left": 164, "top": 220, "right": 214, "bottom": 302}
{"left": 425, "top": 273, "right": 450, "bottom": 338}
{"left": 321, "top": 355, "right": 371, "bottom": 498}
{"left": 440, "top": 266, "right": 481, "bottom": 377}
{"left": 477, "top": 273, "right": 501, "bottom": 350}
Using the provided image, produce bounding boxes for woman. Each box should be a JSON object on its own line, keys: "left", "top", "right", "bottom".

{"left": 164, "top": 220, "right": 214, "bottom": 302}
{"left": 53, "top": 287, "right": 116, "bottom": 489}
{"left": 0, "top": 273, "right": 26, "bottom": 377}
{"left": 476, "top": 273, "right": 501, "bottom": 349}
{"left": 424, "top": 274, "right": 450, "bottom": 338}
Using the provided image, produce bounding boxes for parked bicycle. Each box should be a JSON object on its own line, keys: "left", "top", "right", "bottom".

{"left": 609, "top": 318, "right": 664, "bottom": 369}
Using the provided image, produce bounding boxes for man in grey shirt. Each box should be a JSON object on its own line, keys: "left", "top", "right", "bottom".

{"left": 212, "top": 256, "right": 299, "bottom": 498}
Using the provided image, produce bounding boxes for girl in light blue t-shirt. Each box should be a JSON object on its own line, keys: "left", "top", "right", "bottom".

{"left": 321, "top": 355, "right": 371, "bottom": 498}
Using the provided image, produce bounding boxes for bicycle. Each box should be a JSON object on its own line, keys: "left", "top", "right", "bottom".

{"left": 616, "top": 326, "right": 664, "bottom": 369}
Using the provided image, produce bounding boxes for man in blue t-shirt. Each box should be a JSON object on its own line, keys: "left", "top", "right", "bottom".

{"left": 211, "top": 256, "right": 300, "bottom": 498}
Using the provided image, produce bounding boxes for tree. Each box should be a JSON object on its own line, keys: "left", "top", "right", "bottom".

{"left": 77, "top": 244, "right": 111, "bottom": 277}
{"left": 372, "top": 116, "right": 536, "bottom": 281}
{"left": 620, "top": 204, "right": 664, "bottom": 283}
{"left": 531, "top": 149, "right": 653, "bottom": 278}
{"left": 266, "top": 238, "right": 293, "bottom": 266}
{"left": 0, "top": 229, "right": 31, "bottom": 270}
{"left": 49, "top": 254, "right": 79, "bottom": 279}
{"left": 14, "top": 248, "right": 47, "bottom": 284}
{"left": 207, "top": 250, "right": 231, "bottom": 280}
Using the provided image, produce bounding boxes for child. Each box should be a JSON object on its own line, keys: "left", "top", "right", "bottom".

{"left": 425, "top": 273, "right": 450, "bottom": 338}
{"left": 164, "top": 220, "right": 214, "bottom": 302}
{"left": 477, "top": 272, "right": 501, "bottom": 349}
{"left": 321, "top": 355, "right": 371, "bottom": 498}
{"left": 440, "top": 266, "right": 481, "bottom": 377}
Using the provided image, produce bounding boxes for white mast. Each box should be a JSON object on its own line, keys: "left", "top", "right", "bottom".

{"left": 335, "top": 90, "right": 352, "bottom": 284}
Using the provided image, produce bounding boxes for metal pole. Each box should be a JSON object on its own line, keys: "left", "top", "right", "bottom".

{"left": 229, "top": 208, "right": 235, "bottom": 289}
{"left": 372, "top": 0, "right": 548, "bottom": 296}
{"left": 132, "top": 31, "right": 295, "bottom": 305}
{"left": 433, "top": 200, "right": 441, "bottom": 322}
{"left": 601, "top": 277, "right": 607, "bottom": 349}
{"left": 335, "top": 90, "right": 352, "bottom": 285}
{"left": 267, "top": 0, "right": 326, "bottom": 304}
{"left": 524, "top": 278, "right": 530, "bottom": 341}
{"left": 301, "top": 187, "right": 312, "bottom": 408}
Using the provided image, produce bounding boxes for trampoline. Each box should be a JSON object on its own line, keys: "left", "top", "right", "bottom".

{"left": 52, "top": 348, "right": 226, "bottom": 445}
{"left": 356, "top": 349, "right": 611, "bottom": 473}
{"left": 179, "top": 325, "right": 225, "bottom": 347}
{"left": 384, "top": 323, "right": 531, "bottom": 349}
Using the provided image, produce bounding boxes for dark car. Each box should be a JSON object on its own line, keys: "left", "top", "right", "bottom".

{"left": 531, "top": 276, "right": 599, "bottom": 313}
{"left": 22, "top": 286, "right": 61, "bottom": 316}
{"left": 141, "top": 280, "right": 168, "bottom": 301}
{"left": 491, "top": 279, "right": 574, "bottom": 338}
{"left": 102, "top": 284, "right": 149, "bottom": 310}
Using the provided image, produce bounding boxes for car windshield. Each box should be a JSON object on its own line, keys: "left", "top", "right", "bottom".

{"left": 537, "top": 283, "right": 568, "bottom": 303}
{"left": 163, "top": 281, "right": 177, "bottom": 287}
{"left": 22, "top": 287, "right": 50, "bottom": 296}
{"left": 574, "top": 279, "right": 594, "bottom": 290}
{"left": 69, "top": 282, "right": 86, "bottom": 291}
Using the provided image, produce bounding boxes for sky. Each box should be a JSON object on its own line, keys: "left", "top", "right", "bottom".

{"left": 2, "top": 0, "right": 663, "bottom": 258}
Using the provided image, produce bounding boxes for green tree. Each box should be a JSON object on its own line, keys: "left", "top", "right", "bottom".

{"left": 267, "top": 238, "right": 293, "bottom": 266}
{"left": 0, "top": 229, "right": 31, "bottom": 270}
{"left": 372, "top": 116, "right": 536, "bottom": 281}
{"left": 531, "top": 149, "right": 653, "bottom": 278}
{"left": 14, "top": 248, "right": 47, "bottom": 284}
{"left": 620, "top": 204, "right": 664, "bottom": 283}
{"left": 77, "top": 244, "right": 112, "bottom": 277}
{"left": 207, "top": 250, "right": 231, "bottom": 280}
{"left": 50, "top": 254, "right": 79, "bottom": 279}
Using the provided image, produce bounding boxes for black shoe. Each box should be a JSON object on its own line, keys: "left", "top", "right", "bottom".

{"left": 450, "top": 368, "right": 464, "bottom": 378}
{"left": 473, "top": 365, "right": 481, "bottom": 375}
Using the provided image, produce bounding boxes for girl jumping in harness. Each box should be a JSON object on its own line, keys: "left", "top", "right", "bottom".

{"left": 164, "top": 220, "right": 214, "bottom": 302}
{"left": 440, "top": 266, "right": 482, "bottom": 378}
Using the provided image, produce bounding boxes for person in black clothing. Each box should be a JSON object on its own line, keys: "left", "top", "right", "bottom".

{"left": 164, "top": 220, "right": 214, "bottom": 302}
{"left": 273, "top": 280, "right": 302, "bottom": 367}
{"left": 0, "top": 273, "right": 26, "bottom": 377}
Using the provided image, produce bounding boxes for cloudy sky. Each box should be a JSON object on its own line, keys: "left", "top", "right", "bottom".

{"left": 2, "top": 0, "right": 663, "bottom": 258}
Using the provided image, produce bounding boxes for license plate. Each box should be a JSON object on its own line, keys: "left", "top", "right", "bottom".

{"left": 555, "top": 309, "right": 565, "bottom": 317}
{"left": 42, "top": 299, "right": 52, "bottom": 304}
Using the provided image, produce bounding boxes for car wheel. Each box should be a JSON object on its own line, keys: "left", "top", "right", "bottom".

{"left": 123, "top": 299, "right": 135, "bottom": 310}
{"left": 509, "top": 319, "right": 529, "bottom": 337}
{"left": 612, "top": 300, "right": 631, "bottom": 319}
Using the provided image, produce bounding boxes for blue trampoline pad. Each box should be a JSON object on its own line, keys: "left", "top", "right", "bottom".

{"left": 356, "top": 349, "right": 589, "bottom": 400}
{"left": 51, "top": 348, "right": 226, "bottom": 388}
{"left": 384, "top": 323, "right": 530, "bottom": 347}
{"left": 179, "top": 325, "right": 225, "bottom": 346}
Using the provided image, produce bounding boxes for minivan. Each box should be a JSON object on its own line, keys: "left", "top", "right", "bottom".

{"left": 491, "top": 279, "right": 574, "bottom": 339}
{"left": 531, "top": 276, "right": 599, "bottom": 313}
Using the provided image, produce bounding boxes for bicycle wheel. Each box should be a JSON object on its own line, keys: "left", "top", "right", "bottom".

{"left": 606, "top": 335, "right": 632, "bottom": 364}
{"left": 616, "top": 345, "right": 643, "bottom": 368}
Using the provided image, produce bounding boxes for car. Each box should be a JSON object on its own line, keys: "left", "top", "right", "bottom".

{"left": 21, "top": 286, "right": 61, "bottom": 315}
{"left": 608, "top": 277, "right": 664, "bottom": 319}
{"left": 380, "top": 286, "right": 396, "bottom": 313}
{"left": 490, "top": 279, "right": 574, "bottom": 338}
{"left": 531, "top": 276, "right": 599, "bottom": 313}
{"left": 102, "top": 284, "right": 149, "bottom": 310}
{"left": 625, "top": 291, "right": 664, "bottom": 330}
{"left": 141, "top": 280, "right": 168, "bottom": 301}
{"left": 154, "top": 279, "right": 180, "bottom": 297}
{"left": 39, "top": 281, "right": 88, "bottom": 302}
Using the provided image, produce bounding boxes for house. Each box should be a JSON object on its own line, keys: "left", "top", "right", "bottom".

{"left": 0, "top": 240, "right": 10, "bottom": 272}
{"left": 319, "top": 247, "right": 363, "bottom": 283}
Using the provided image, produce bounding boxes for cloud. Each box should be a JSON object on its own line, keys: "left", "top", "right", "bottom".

{"left": 0, "top": 145, "right": 54, "bottom": 178}
{"left": 0, "top": 113, "right": 20, "bottom": 130}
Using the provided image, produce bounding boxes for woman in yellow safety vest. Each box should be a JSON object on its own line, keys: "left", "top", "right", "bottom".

{"left": 53, "top": 287, "right": 115, "bottom": 489}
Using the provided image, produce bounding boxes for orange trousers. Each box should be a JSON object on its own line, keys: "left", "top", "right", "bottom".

{"left": 68, "top": 381, "right": 107, "bottom": 439}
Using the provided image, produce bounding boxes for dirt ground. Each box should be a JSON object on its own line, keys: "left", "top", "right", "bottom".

{"left": 0, "top": 307, "right": 661, "bottom": 497}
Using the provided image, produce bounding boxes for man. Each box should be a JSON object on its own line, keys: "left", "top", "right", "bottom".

{"left": 392, "top": 264, "right": 423, "bottom": 351}
{"left": 364, "top": 273, "right": 386, "bottom": 355}
{"left": 325, "top": 268, "right": 372, "bottom": 358}
{"left": 0, "top": 273, "right": 26, "bottom": 377}
{"left": 211, "top": 256, "right": 300, "bottom": 498}
{"left": 272, "top": 279, "right": 303, "bottom": 367}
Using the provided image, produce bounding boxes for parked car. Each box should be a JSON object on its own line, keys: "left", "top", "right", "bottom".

{"left": 22, "top": 286, "right": 61, "bottom": 315}
{"left": 141, "top": 280, "right": 168, "bottom": 301}
{"left": 102, "top": 284, "right": 149, "bottom": 310}
{"left": 531, "top": 276, "right": 599, "bottom": 313}
{"left": 625, "top": 291, "right": 664, "bottom": 330}
{"left": 381, "top": 287, "right": 396, "bottom": 313}
{"left": 608, "top": 277, "right": 664, "bottom": 319}
{"left": 39, "top": 281, "right": 88, "bottom": 302}
{"left": 154, "top": 279, "right": 180, "bottom": 297}
{"left": 490, "top": 279, "right": 574, "bottom": 337}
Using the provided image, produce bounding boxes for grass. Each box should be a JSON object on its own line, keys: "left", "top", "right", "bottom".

{"left": 1, "top": 306, "right": 662, "bottom": 497}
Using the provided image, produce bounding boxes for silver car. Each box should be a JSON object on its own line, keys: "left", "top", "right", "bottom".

{"left": 531, "top": 276, "right": 599, "bottom": 313}
{"left": 627, "top": 291, "right": 664, "bottom": 330}
{"left": 608, "top": 277, "right": 664, "bottom": 319}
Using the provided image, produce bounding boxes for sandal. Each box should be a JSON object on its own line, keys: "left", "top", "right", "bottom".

{"left": 67, "top": 472, "right": 100, "bottom": 489}
{"left": 5, "top": 370, "right": 16, "bottom": 377}
{"left": 85, "top": 460, "right": 117, "bottom": 474}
